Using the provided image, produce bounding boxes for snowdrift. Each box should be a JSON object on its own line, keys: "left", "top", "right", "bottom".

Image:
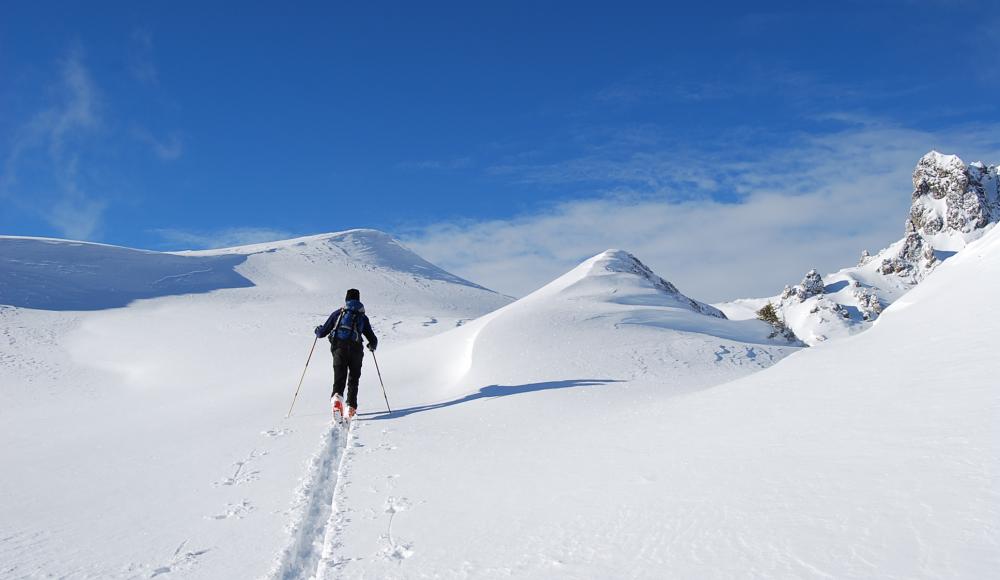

{"left": 380, "top": 249, "right": 802, "bottom": 406}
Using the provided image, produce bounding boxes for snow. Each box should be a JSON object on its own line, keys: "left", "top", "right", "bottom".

{"left": 0, "top": 236, "right": 254, "bottom": 310}
{"left": 327, "top": 227, "right": 999, "bottom": 579}
{"left": 0, "top": 230, "right": 509, "bottom": 579}
{"left": 2, "top": 225, "right": 997, "bottom": 579}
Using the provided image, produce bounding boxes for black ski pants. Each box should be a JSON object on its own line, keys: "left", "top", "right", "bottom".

{"left": 331, "top": 341, "right": 364, "bottom": 408}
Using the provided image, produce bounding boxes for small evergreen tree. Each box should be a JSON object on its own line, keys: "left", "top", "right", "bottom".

{"left": 756, "top": 302, "right": 781, "bottom": 326}
{"left": 756, "top": 302, "right": 801, "bottom": 344}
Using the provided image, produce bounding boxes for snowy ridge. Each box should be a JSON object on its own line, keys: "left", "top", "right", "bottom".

{"left": 0, "top": 229, "right": 502, "bottom": 312}
{"left": 383, "top": 248, "right": 800, "bottom": 407}
{"left": 184, "top": 229, "right": 492, "bottom": 292}
{"left": 543, "top": 249, "right": 725, "bottom": 317}
{"left": 0, "top": 236, "right": 254, "bottom": 310}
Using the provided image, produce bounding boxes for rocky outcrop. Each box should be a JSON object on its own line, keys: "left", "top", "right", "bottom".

{"left": 852, "top": 283, "right": 882, "bottom": 321}
{"left": 907, "top": 151, "right": 995, "bottom": 237}
{"left": 723, "top": 151, "right": 998, "bottom": 346}
{"left": 780, "top": 269, "right": 825, "bottom": 302}
{"left": 879, "top": 151, "right": 999, "bottom": 280}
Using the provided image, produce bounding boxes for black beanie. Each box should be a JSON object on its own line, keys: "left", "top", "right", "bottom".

{"left": 346, "top": 288, "right": 360, "bottom": 301}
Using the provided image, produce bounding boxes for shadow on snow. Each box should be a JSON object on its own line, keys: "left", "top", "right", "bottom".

{"left": 359, "top": 379, "right": 623, "bottom": 420}
{"left": 0, "top": 238, "right": 254, "bottom": 310}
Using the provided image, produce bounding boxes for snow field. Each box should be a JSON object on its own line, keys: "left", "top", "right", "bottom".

{"left": 2, "top": 226, "right": 996, "bottom": 579}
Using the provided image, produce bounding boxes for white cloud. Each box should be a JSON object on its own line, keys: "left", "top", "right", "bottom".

{"left": 403, "top": 123, "right": 1000, "bottom": 303}
{"left": 47, "top": 196, "right": 108, "bottom": 241}
{"left": 153, "top": 227, "right": 295, "bottom": 250}
{"left": 1, "top": 51, "right": 107, "bottom": 240}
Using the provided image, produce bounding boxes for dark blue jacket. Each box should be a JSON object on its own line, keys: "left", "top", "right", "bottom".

{"left": 315, "top": 299, "right": 378, "bottom": 350}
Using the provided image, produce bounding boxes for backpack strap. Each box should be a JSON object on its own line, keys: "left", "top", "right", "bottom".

{"left": 328, "top": 308, "right": 345, "bottom": 344}
{"left": 333, "top": 306, "right": 363, "bottom": 343}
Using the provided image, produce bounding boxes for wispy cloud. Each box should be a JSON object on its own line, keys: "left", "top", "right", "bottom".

{"left": 1, "top": 50, "right": 107, "bottom": 240}
{"left": 404, "top": 122, "right": 1000, "bottom": 302}
{"left": 128, "top": 27, "right": 159, "bottom": 86}
{"left": 153, "top": 227, "right": 295, "bottom": 250}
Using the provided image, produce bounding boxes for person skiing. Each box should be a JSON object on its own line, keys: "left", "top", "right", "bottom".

{"left": 314, "top": 288, "right": 378, "bottom": 420}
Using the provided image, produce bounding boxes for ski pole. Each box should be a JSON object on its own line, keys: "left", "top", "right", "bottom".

{"left": 370, "top": 349, "right": 392, "bottom": 413}
{"left": 286, "top": 336, "right": 318, "bottom": 418}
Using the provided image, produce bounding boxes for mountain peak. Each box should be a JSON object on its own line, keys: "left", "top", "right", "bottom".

{"left": 587, "top": 249, "right": 683, "bottom": 294}
{"left": 872, "top": 150, "right": 1000, "bottom": 279}
{"left": 539, "top": 249, "right": 725, "bottom": 318}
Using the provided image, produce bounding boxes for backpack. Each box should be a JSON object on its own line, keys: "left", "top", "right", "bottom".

{"left": 332, "top": 306, "right": 364, "bottom": 343}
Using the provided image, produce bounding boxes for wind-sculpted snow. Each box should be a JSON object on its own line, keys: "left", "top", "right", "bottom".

{"left": 319, "top": 229, "right": 493, "bottom": 290}
{"left": 535, "top": 249, "right": 726, "bottom": 317}
{"left": 187, "top": 228, "right": 493, "bottom": 292}
{"left": 0, "top": 229, "right": 504, "bottom": 312}
{"left": 0, "top": 237, "right": 254, "bottom": 310}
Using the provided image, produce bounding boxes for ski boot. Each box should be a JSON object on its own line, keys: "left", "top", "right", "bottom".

{"left": 331, "top": 394, "right": 345, "bottom": 421}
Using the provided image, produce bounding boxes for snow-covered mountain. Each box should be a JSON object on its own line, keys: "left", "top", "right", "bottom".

{"left": 1, "top": 231, "right": 801, "bottom": 579}
{"left": 0, "top": 229, "right": 510, "bottom": 579}
{"left": 287, "top": 227, "right": 1000, "bottom": 579}
{"left": 2, "top": 218, "right": 996, "bottom": 578}
{"left": 1, "top": 229, "right": 501, "bottom": 317}
{"left": 718, "top": 150, "right": 999, "bottom": 344}
{"left": 380, "top": 249, "right": 802, "bottom": 407}
{"left": 283, "top": 248, "right": 804, "bottom": 579}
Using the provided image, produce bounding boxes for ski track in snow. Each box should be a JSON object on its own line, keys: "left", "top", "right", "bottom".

{"left": 270, "top": 420, "right": 354, "bottom": 580}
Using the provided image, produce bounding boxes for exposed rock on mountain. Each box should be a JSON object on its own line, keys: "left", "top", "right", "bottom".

{"left": 878, "top": 151, "right": 999, "bottom": 281}
{"left": 717, "top": 150, "right": 999, "bottom": 345}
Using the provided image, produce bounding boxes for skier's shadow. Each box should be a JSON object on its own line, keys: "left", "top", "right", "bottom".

{"left": 359, "top": 379, "right": 622, "bottom": 420}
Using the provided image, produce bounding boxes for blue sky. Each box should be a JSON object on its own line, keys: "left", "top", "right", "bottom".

{"left": 3, "top": 1, "right": 1000, "bottom": 299}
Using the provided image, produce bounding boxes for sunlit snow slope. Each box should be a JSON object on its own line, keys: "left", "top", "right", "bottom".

{"left": 327, "top": 231, "right": 999, "bottom": 579}
{"left": 318, "top": 250, "right": 804, "bottom": 579}
{"left": 0, "top": 230, "right": 510, "bottom": 579}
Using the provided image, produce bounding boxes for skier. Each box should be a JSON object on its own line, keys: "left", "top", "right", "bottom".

{"left": 314, "top": 288, "right": 378, "bottom": 420}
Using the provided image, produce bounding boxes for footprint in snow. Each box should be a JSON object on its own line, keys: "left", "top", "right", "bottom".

{"left": 384, "top": 496, "right": 411, "bottom": 515}
{"left": 379, "top": 497, "right": 415, "bottom": 564}
{"left": 205, "top": 499, "right": 254, "bottom": 520}
{"left": 261, "top": 428, "right": 292, "bottom": 437}
{"left": 369, "top": 441, "right": 397, "bottom": 454}
{"left": 146, "top": 540, "right": 210, "bottom": 578}
{"left": 380, "top": 542, "right": 415, "bottom": 562}
{"left": 213, "top": 449, "right": 266, "bottom": 487}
